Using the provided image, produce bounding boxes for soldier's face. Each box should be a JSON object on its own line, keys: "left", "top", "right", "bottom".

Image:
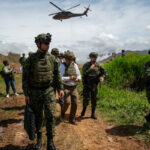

{"left": 65, "top": 58, "right": 72, "bottom": 64}
{"left": 40, "top": 43, "right": 50, "bottom": 51}
{"left": 91, "top": 57, "right": 97, "bottom": 63}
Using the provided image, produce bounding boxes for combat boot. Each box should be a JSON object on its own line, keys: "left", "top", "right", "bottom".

{"left": 47, "top": 138, "right": 59, "bottom": 150}
{"left": 81, "top": 107, "right": 87, "bottom": 117}
{"left": 35, "top": 132, "right": 42, "bottom": 150}
{"left": 91, "top": 107, "right": 97, "bottom": 120}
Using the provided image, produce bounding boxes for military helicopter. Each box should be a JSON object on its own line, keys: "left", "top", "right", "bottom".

{"left": 48, "top": 2, "right": 91, "bottom": 21}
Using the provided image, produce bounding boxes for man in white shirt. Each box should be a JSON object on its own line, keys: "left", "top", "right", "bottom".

{"left": 59, "top": 51, "right": 81, "bottom": 125}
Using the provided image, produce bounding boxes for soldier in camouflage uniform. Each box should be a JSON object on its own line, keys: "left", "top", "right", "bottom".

{"left": 22, "top": 33, "right": 64, "bottom": 150}
{"left": 122, "top": 50, "right": 125, "bottom": 57}
{"left": 19, "top": 53, "right": 26, "bottom": 65}
{"left": 59, "top": 53, "right": 64, "bottom": 63}
{"left": 144, "top": 61, "right": 150, "bottom": 123}
{"left": 51, "top": 48, "right": 61, "bottom": 66}
{"left": 81, "top": 52, "right": 106, "bottom": 120}
{"left": 59, "top": 51, "right": 81, "bottom": 125}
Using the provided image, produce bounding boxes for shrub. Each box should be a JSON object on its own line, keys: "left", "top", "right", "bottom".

{"left": 104, "top": 53, "right": 150, "bottom": 90}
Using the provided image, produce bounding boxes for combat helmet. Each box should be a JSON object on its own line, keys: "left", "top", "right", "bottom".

{"left": 51, "top": 48, "right": 59, "bottom": 55}
{"left": 64, "top": 51, "right": 75, "bottom": 60}
{"left": 35, "top": 33, "right": 52, "bottom": 44}
{"left": 89, "top": 52, "right": 98, "bottom": 58}
{"left": 59, "top": 52, "right": 64, "bottom": 57}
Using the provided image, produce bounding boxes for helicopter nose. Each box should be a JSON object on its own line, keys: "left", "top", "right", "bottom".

{"left": 53, "top": 15, "right": 58, "bottom": 20}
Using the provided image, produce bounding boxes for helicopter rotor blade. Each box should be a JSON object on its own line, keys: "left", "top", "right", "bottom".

{"left": 49, "top": 2, "right": 63, "bottom": 11}
{"left": 48, "top": 13, "right": 58, "bottom": 16}
{"left": 66, "top": 4, "right": 80, "bottom": 11}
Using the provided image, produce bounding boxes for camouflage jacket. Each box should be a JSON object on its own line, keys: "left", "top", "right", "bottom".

{"left": 82, "top": 61, "right": 106, "bottom": 85}
{"left": 56, "top": 58, "right": 61, "bottom": 67}
{"left": 19, "top": 57, "right": 26, "bottom": 65}
{"left": 22, "top": 50, "right": 63, "bottom": 99}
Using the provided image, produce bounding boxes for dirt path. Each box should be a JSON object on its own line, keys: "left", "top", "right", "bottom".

{"left": 0, "top": 94, "right": 149, "bottom": 150}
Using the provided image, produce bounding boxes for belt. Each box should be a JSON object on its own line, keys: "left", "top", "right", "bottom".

{"left": 30, "top": 85, "right": 51, "bottom": 90}
{"left": 63, "top": 84, "right": 77, "bottom": 89}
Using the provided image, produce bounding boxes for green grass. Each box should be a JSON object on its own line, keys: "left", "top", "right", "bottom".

{"left": 97, "top": 85, "right": 149, "bottom": 125}
{"left": 97, "top": 84, "right": 150, "bottom": 142}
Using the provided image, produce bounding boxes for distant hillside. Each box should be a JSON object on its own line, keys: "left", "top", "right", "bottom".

{"left": 0, "top": 52, "right": 20, "bottom": 64}
{"left": 100, "top": 50, "right": 149, "bottom": 63}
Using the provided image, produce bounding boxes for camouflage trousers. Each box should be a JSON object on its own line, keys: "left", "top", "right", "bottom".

{"left": 62, "top": 85, "right": 78, "bottom": 121}
{"left": 83, "top": 84, "right": 99, "bottom": 109}
{"left": 29, "top": 89, "right": 56, "bottom": 139}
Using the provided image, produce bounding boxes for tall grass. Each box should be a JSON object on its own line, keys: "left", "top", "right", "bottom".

{"left": 104, "top": 53, "right": 150, "bottom": 90}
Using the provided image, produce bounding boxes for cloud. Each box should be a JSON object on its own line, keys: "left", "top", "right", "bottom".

{"left": 146, "top": 25, "right": 150, "bottom": 30}
{"left": 0, "top": 0, "right": 150, "bottom": 63}
{"left": 0, "top": 41, "right": 35, "bottom": 56}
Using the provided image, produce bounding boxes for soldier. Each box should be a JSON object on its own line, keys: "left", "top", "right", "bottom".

{"left": 59, "top": 52, "right": 64, "bottom": 63}
{"left": 22, "top": 33, "right": 64, "bottom": 150}
{"left": 51, "top": 48, "right": 61, "bottom": 66}
{"left": 144, "top": 60, "right": 150, "bottom": 123}
{"left": 111, "top": 52, "right": 116, "bottom": 61}
{"left": 122, "top": 50, "right": 125, "bottom": 57}
{"left": 59, "top": 51, "right": 81, "bottom": 125}
{"left": 28, "top": 52, "right": 33, "bottom": 57}
{"left": 81, "top": 52, "right": 106, "bottom": 120}
{"left": 2, "top": 60, "right": 19, "bottom": 98}
{"left": 19, "top": 53, "right": 26, "bottom": 73}
{"left": 19, "top": 53, "right": 26, "bottom": 65}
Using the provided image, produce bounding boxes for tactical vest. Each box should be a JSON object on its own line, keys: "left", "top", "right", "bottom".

{"left": 63, "top": 62, "right": 77, "bottom": 77}
{"left": 20, "top": 57, "right": 26, "bottom": 65}
{"left": 29, "top": 53, "right": 54, "bottom": 88}
{"left": 86, "top": 62, "right": 100, "bottom": 78}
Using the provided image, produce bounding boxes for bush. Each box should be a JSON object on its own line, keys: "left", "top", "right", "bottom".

{"left": 104, "top": 53, "right": 150, "bottom": 90}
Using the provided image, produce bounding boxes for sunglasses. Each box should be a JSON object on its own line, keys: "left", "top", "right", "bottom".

{"left": 43, "top": 42, "right": 50, "bottom": 45}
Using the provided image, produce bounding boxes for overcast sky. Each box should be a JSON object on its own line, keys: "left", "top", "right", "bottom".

{"left": 0, "top": 0, "right": 150, "bottom": 63}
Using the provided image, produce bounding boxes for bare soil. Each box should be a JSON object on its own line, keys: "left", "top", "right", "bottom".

{"left": 0, "top": 93, "right": 149, "bottom": 150}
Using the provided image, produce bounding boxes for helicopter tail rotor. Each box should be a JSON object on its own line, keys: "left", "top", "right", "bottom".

{"left": 83, "top": 4, "right": 91, "bottom": 16}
